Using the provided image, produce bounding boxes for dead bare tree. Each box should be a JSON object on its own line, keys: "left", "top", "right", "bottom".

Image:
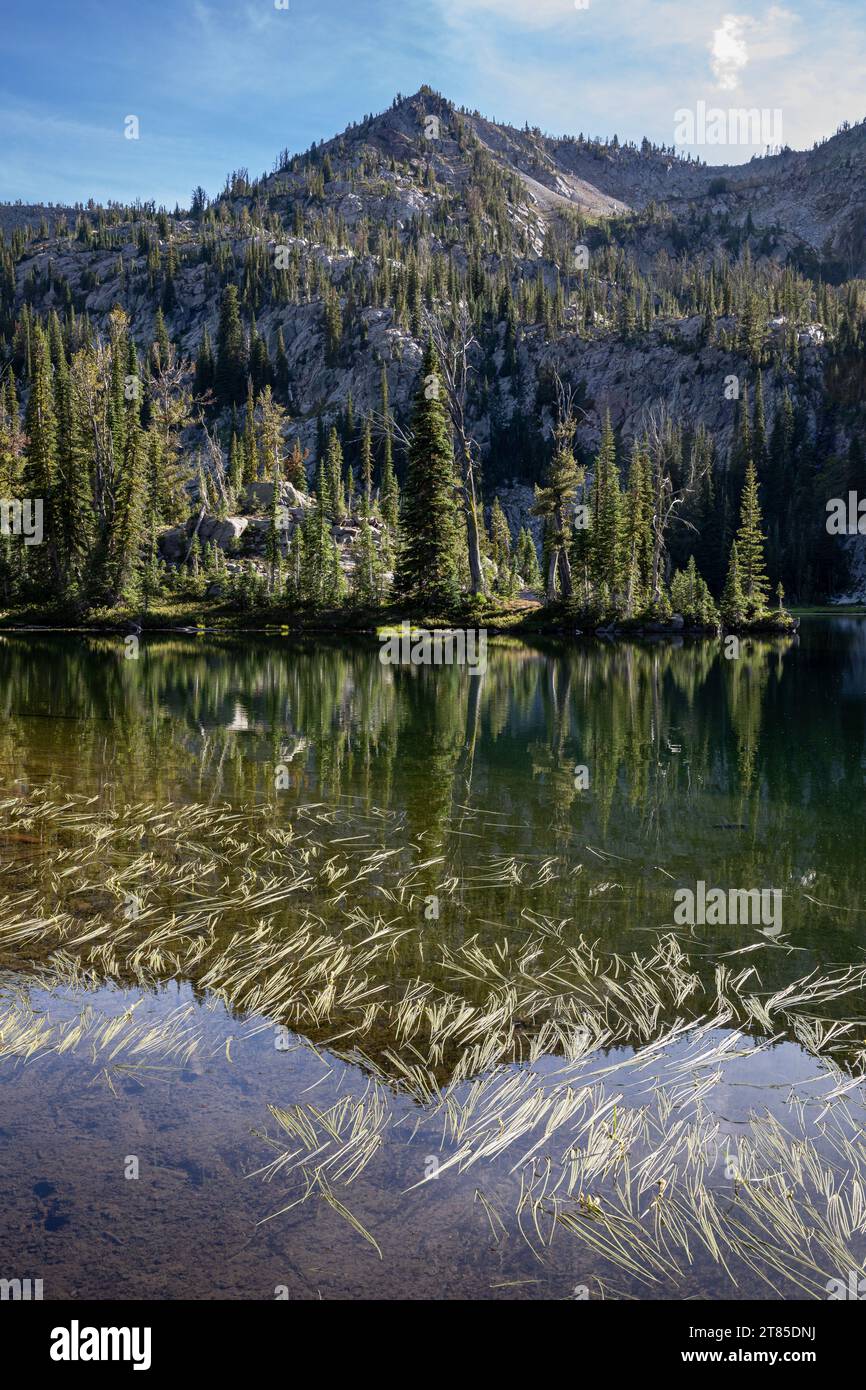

{"left": 422, "top": 303, "right": 487, "bottom": 597}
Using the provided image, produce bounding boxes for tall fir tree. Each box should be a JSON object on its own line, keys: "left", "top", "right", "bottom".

{"left": 214, "top": 285, "right": 247, "bottom": 405}
{"left": 733, "top": 458, "right": 771, "bottom": 616}
{"left": 394, "top": 344, "right": 462, "bottom": 611}
{"left": 23, "top": 324, "right": 59, "bottom": 592}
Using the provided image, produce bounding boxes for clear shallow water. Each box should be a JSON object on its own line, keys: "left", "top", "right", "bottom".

{"left": 1, "top": 621, "right": 865, "bottom": 1299}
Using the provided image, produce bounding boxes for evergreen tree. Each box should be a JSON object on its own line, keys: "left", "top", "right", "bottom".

{"left": 301, "top": 487, "right": 345, "bottom": 607}
{"left": 323, "top": 285, "right": 343, "bottom": 364}
{"left": 351, "top": 516, "right": 385, "bottom": 606}
{"left": 590, "top": 410, "right": 624, "bottom": 604}
{"left": 324, "top": 427, "right": 346, "bottom": 522}
{"left": 516, "top": 526, "right": 541, "bottom": 590}
{"left": 152, "top": 309, "right": 171, "bottom": 372}
{"left": 274, "top": 328, "right": 290, "bottom": 398}
{"left": 228, "top": 431, "right": 244, "bottom": 503}
{"left": 285, "top": 436, "right": 307, "bottom": 490}
{"left": 394, "top": 344, "right": 462, "bottom": 611}
{"left": 195, "top": 325, "right": 215, "bottom": 397}
{"left": 105, "top": 410, "right": 147, "bottom": 605}
{"left": 214, "top": 285, "right": 247, "bottom": 405}
{"left": 55, "top": 342, "right": 94, "bottom": 596}
{"left": 266, "top": 456, "right": 284, "bottom": 593}
{"left": 378, "top": 365, "right": 399, "bottom": 529}
{"left": 531, "top": 414, "right": 580, "bottom": 600}
{"left": 489, "top": 497, "right": 512, "bottom": 570}
{"left": 622, "top": 439, "right": 653, "bottom": 616}
{"left": 242, "top": 380, "right": 258, "bottom": 484}
{"left": 23, "top": 324, "right": 58, "bottom": 591}
{"left": 721, "top": 540, "right": 746, "bottom": 625}
{"left": 360, "top": 416, "right": 373, "bottom": 516}
{"left": 734, "top": 458, "right": 771, "bottom": 615}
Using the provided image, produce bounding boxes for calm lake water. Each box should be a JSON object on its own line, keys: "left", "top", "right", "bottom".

{"left": 1, "top": 619, "right": 865, "bottom": 1300}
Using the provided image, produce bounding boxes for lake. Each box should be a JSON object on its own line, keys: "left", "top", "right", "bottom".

{"left": 1, "top": 619, "right": 865, "bottom": 1300}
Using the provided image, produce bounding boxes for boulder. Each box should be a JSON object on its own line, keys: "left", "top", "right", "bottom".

{"left": 158, "top": 524, "right": 188, "bottom": 563}
{"left": 241, "top": 481, "right": 310, "bottom": 514}
{"left": 198, "top": 516, "right": 248, "bottom": 549}
{"left": 158, "top": 516, "right": 249, "bottom": 563}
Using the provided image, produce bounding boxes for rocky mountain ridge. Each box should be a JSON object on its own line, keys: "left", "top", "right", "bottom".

{"left": 3, "top": 88, "right": 866, "bottom": 598}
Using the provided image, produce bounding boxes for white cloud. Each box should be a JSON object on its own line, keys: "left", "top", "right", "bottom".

{"left": 711, "top": 15, "right": 750, "bottom": 90}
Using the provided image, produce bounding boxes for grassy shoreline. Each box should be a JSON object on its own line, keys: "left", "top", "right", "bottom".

{"left": 0, "top": 593, "right": 818, "bottom": 636}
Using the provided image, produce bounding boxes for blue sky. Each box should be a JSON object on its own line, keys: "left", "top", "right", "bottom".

{"left": 2, "top": 0, "right": 864, "bottom": 208}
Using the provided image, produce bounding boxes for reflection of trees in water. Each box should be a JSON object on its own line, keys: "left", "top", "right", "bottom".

{"left": 0, "top": 628, "right": 838, "bottom": 879}
{"left": 723, "top": 638, "right": 776, "bottom": 797}
{"left": 5, "top": 625, "right": 866, "bottom": 968}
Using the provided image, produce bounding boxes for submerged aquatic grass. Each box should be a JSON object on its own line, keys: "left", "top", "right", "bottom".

{"left": 1, "top": 785, "right": 866, "bottom": 1295}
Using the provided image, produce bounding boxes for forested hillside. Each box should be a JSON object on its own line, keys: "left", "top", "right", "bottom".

{"left": 2, "top": 86, "right": 865, "bottom": 621}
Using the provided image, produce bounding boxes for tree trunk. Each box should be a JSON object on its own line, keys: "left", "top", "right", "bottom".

{"left": 554, "top": 506, "right": 573, "bottom": 599}
{"left": 461, "top": 461, "right": 487, "bottom": 597}
{"left": 546, "top": 548, "right": 558, "bottom": 600}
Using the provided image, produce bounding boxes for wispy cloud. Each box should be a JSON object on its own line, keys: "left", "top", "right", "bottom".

{"left": 711, "top": 15, "right": 750, "bottom": 89}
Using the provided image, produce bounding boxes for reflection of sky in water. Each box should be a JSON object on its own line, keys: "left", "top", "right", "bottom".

{"left": 1, "top": 620, "right": 866, "bottom": 1298}
{"left": 1, "top": 971, "right": 862, "bottom": 1301}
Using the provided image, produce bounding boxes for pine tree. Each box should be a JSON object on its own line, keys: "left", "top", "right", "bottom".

{"left": 105, "top": 410, "right": 147, "bottom": 605}
{"left": 516, "top": 526, "right": 541, "bottom": 590}
{"left": 734, "top": 458, "right": 770, "bottom": 616}
{"left": 489, "top": 497, "right": 512, "bottom": 569}
{"left": 55, "top": 340, "right": 94, "bottom": 596}
{"left": 622, "top": 439, "right": 653, "bottom": 616}
{"left": 266, "top": 457, "right": 284, "bottom": 593}
{"left": 228, "top": 431, "right": 244, "bottom": 503}
{"left": 214, "top": 285, "right": 247, "bottom": 405}
{"left": 590, "top": 410, "right": 624, "bottom": 604}
{"left": 351, "top": 516, "right": 385, "bottom": 606}
{"left": 274, "top": 328, "right": 290, "bottom": 398}
{"left": 285, "top": 436, "right": 307, "bottom": 490}
{"left": 378, "top": 366, "right": 399, "bottom": 528}
{"left": 284, "top": 523, "right": 305, "bottom": 607}
{"left": 324, "top": 427, "right": 345, "bottom": 522}
{"left": 23, "top": 324, "right": 58, "bottom": 592}
{"left": 531, "top": 415, "right": 580, "bottom": 600}
{"left": 242, "top": 379, "right": 258, "bottom": 484}
{"left": 323, "top": 285, "right": 342, "bottom": 364}
{"left": 360, "top": 416, "right": 373, "bottom": 516}
{"left": 721, "top": 540, "right": 746, "bottom": 625}
{"left": 258, "top": 386, "right": 287, "bottom": 484}
{"left": 394, "top": 344, "right": 462, "bottom": 611}
{"left": 301, "top": 489, "right": 344, "bottom": 607}
{"left": 0, "top": 375, "right": 26, "bottom": 602}
{"left": 152, "top": 309, "right": 171, "bottom": 372}
{"left": 670, "top": 554, "right": 718, "bottom": 626}
{"left": 249, "top": 313, "right": 270, "bottom": 392}
{"left": 195, "top": 325, "right": 215, "bottom": 397}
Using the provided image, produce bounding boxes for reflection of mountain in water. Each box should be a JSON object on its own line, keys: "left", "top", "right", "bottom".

{"left": 2, "top": 622, "right": 865, "bottom": 957}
